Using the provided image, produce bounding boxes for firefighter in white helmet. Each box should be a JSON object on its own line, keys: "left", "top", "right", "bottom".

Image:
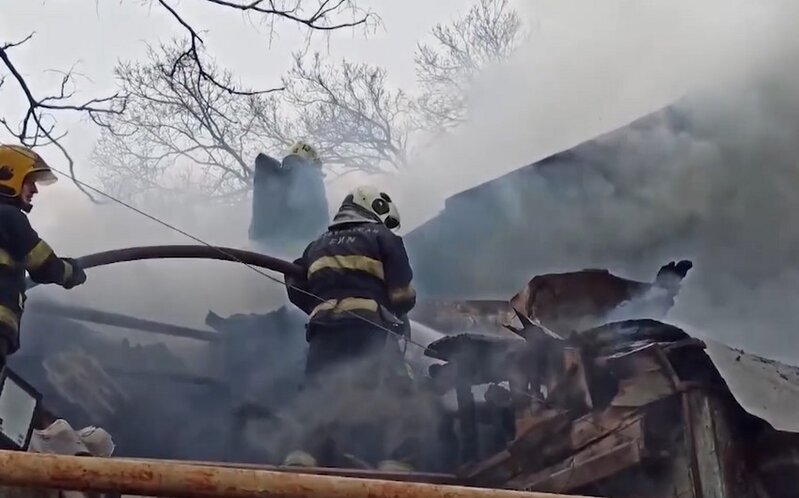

{"left": 283, "top": 185, "right": 417, "bottom": 472}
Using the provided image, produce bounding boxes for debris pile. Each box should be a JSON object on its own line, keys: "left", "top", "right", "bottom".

{"left": 10, "top": 243, "right": 799, "bottom": 498}
{"left": 415, "top": 265, "right": 799, "bottom": 498}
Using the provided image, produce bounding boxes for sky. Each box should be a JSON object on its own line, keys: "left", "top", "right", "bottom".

{"left": 6, "top": 0, "right": 799, "bottom": 365}
{"left": 1, "top": 0, "right": 470, "bottom": 186}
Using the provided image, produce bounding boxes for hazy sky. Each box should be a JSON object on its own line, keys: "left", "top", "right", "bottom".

{"left": 1, "top": 0, "right": 471, "bottom": 180}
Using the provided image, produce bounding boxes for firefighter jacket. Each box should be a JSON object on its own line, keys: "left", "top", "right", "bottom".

{"left": 249, "top": 153, "right": 329, "bottom": 253}
{"left": 286, "top": 220, "right": 416, "bottom": 330}
{"left": 0, "top": 202, "right": 82, "bottom": 352}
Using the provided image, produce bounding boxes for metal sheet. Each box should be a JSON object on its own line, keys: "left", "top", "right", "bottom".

{"left": 704, "top": 339, "right": 799, "bottom": 433}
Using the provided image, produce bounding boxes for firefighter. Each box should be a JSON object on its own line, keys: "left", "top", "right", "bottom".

{"left": 282, "top": 185, "right": 417, "bottom": 471}
{"left": 248, "top": 141, "right": 329, "bottom": 254}
{"left": 0, "top": 145, "right": 87, "bottom": 369}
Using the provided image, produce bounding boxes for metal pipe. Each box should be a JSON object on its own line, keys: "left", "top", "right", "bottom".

{"left": 0, "top": 450, "right": 595, "bottom": 498}
{"left": 26, "top": 245, "right": 305, "bottom": 290}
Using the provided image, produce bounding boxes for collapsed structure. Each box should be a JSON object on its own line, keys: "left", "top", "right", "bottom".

{"left": 412, "top": 267, "right": 799, "bottom": 498}
{"left": 7, "top": 253, "right": 799, "bottom": 498}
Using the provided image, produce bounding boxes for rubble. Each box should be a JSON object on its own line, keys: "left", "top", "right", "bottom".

{"left": 413, "top": 267, "right": 799, "bottom": 498}
{"left": 11, "top": 244, "right": 799, "bottom": 497}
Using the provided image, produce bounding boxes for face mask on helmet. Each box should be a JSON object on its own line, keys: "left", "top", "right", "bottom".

{"left": 345, "top": 186, "right": 401, "bottom": 231}
{"left": 369, "top": 192, "right": 400, "bottom": 230}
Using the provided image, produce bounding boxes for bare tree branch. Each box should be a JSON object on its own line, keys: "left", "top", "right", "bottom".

{"left": 93, "top": 41, "right": 279, "bottom": 202}
{"left": 88, "top": 0, "right": 519, "bottom": 203}
{"left": 95, "top": 42, "right": 411, "bottom": 201}
{"left": 154, "top": 0, "right": 377, "bottom": 95}
{"left": 414, "top": 0, "right": 523, "bottom": 133}
{"left": 263, "top": 52, "right": 411, "bottom": 174}
{"left": 2, "top": 0, "right": 374, "bottom": 201}
{"left": 0, "top": 33, "right": 126, "bottom": 200}
{"left": 199, "top": 0, "right": 372, "bottom": 30}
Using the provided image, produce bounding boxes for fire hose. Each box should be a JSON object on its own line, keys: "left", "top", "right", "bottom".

{"left": 26, "top": 244, "right": 305, "bottom": 290}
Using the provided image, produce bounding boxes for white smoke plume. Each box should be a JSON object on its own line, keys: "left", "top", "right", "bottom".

{"left": 380, "top": 0, "right": 799, "bottom": 364}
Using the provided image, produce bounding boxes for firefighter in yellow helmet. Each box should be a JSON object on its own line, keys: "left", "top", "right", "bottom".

{"left": 0, "top": 145, "right": 87, "bottom": 368}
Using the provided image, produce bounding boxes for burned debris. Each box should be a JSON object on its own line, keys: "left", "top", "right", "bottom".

{"left": 408, "top": 264, "right": 798, "bottom": 498}
{"left": 11, "top": 258, "right": 799, "bottom": 498}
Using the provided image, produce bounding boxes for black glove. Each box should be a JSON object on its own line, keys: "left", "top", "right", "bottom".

{"left": 62, "top": 258, "right": 87, "bottom": 289}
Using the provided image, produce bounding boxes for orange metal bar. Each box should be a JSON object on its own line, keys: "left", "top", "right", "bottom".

{"left": 0, "top": 450, "right": 596, "bottom": 498}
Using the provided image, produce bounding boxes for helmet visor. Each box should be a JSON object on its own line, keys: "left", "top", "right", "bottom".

{"left": 384, "top": 216, "right": 400, "bottom": 230}
{"left": 26, "top": 168, "right": 58, "bottom": 186}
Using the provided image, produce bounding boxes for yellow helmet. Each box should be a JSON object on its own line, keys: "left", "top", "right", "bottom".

{"left": 0, "top": 144, "right": 58, "bottom": 198}
{"left": 285, "top": 141, "right": 321, "bottom": 165}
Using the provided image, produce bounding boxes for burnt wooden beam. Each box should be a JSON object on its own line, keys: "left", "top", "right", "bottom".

{"left": 514, "top": 440, "right": 644, "bottom": 493}
{"left": 463, "top": 449, "right": 520, "bottom": 486}
{"left": 505, "top": 417, "right": 646, "bottom": 492}
{"left": 457, "top": 379, "right": 479, "bottom": 465}
{"left": 29, "top": 301, "right": 219, "bottom": 342}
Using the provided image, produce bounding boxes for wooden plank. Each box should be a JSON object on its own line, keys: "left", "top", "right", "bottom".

{"left": 457, "top": 381, "right": 479, "bottom": 464}
{"left": 522, "top": 441, "right": 642, "bottom": 493}
{"left": 464, "top": 409, "right": 637, "bottom": 485}
{"left": 32, "top": 301, "right": 219, "bottom": 342}
{"left": 611, "top": 369, "right": 676, "bottom": 407}
{"left": 513, "top": 409, "right": 568, "bottom": 444}
{"left": 686, "top": 391, "right": 745, "bottom": 498}
{"left": 563, "top": 347, "right": 593, "bottom": 411}
{"left": 462, "top": 450, "right": 522, "bottom": 485}
{"left": 506, "top": 417, "right": 645, "bottom": 492}
{"left": 599, "top": 343, "right": 663, "bottom": 375}
{"left": 570, "top": 408, "right": 641, "bottom": 451}
{"left": 509, "top": 410, "right": 571, "bottom": 460}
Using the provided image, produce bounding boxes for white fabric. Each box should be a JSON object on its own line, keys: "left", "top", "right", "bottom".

{"left": 28, "top": 419, "right": 115, "bottom": 457}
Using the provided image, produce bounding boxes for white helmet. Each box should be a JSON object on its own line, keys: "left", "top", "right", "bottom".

{"left": 341, "top": 185, "right": 401, "bottom": 230}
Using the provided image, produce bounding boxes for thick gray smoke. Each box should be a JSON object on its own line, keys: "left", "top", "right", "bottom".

{"left": 16, "top": 0, "right": 799, "bottom": 465}
{"left": 399, "top": 0, "right": 799, "bottom": 364}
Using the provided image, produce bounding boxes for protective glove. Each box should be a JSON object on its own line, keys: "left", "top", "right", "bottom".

{"left": 62, "top": 258, "right": 87, "bottom": 289}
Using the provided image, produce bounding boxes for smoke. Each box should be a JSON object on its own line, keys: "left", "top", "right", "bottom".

{"left": 398, "top": 0, "right": 799, "bottom": 362}
{"left": 392, "top": 0, "right": 784, "bottom": 226}
{"left": 28, "top": 188, "right": 288, "bottom": 329}
{"left": 17, "top": 0, "right": 799, "bottom": 464}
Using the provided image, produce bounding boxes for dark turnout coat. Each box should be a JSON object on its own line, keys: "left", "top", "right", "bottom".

{"left": 0, "top": 202, "right": 80, "bottom": 352}
{"left": 286, "top": 213, "right": 416, "bottom": 331}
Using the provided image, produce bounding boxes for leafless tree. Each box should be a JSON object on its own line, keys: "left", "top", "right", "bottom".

{"left": 414, "top": 0, "right": 523, "bottom": 133}
{"left": 260, "top": 53, "right": 412, "bottom": 174}
{"left": 93, "top": 41, "right": 281, "bottom": 201}
{"left": 0, "top": 34, "right": 125, "bottom": 200}
{"left": 152, "top": 0, "right": 376, "bottom": 95}
{"left": 95, "top": 46, "right": 411, "bottom": 200}
{"left": 1, "top": 0, "right": 374, "bottom": 199}
{"left": 90, "top": 0, "right": 521, "bottom": 200}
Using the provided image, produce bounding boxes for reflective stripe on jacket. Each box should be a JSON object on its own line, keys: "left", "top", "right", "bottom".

{"left": 287, "top": 221, "right": 416, "bottom": 327}
{"left": 0, "top": 202, "right": 76, "bottom": 351}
